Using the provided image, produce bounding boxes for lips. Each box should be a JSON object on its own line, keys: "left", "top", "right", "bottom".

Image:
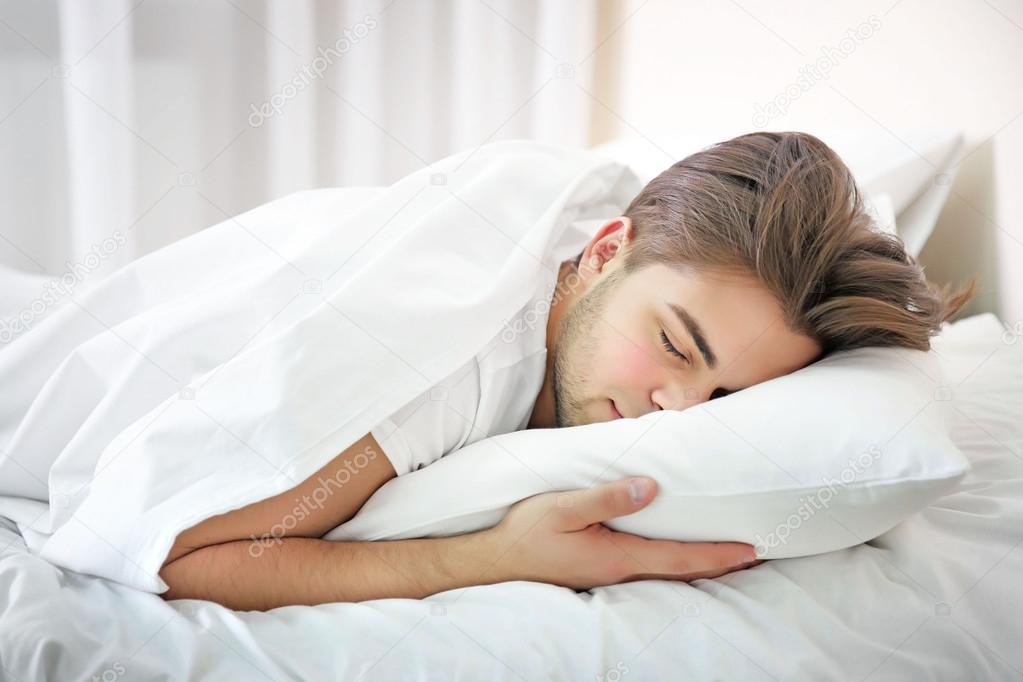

{"left": 609, "top": 400, "right": 623, "bottom": 420}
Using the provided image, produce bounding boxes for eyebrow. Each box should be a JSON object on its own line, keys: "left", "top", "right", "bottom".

{"left": 665, "top": 302, "right": 718, "bottom": 370}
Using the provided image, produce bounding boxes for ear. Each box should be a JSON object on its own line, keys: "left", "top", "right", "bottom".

{"left": 577, "top": 217, "right": 633, "bottom": 280}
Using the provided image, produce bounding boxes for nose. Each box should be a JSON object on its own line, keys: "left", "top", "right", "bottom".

{"left": 651, "top": 382, "right": 711, "bottom": 412}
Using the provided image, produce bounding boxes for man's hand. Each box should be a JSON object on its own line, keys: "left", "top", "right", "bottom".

{"left": 482, "top": 476, "right": 762, "bottom": 590}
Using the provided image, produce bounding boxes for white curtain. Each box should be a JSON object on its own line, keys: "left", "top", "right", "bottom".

{"left": 0, "top": 0, "right": 599, "bottom": 281}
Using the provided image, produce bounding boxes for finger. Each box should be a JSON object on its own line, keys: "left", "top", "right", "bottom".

{"left": 553, "top": 477, "right": 657, "bottom": 532}
{"left": 599, "top": 533, "right": 758, "bottom": 580}
{"left": 647, "top": 558, "right": 765, "bottom": 582}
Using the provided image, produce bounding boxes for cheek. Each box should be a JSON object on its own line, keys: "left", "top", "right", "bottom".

{"left": 597, "top": 332, "right": 661, "bottom": 388}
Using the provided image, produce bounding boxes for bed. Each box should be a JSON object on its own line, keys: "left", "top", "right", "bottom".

{"left": 1, "top": 301, "right": 1020, "bottom": 680}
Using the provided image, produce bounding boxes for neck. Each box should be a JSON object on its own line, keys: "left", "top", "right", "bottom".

{"left": 527, "top": 260, "right": 578, "bottom": 429}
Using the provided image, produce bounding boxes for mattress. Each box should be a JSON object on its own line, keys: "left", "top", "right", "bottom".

{"left": 0, "top": 300, "right": 1020, "bottom": 680}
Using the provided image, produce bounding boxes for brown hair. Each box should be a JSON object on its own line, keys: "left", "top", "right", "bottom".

{"left": 602, "top": 131, "right": 976, "bottom": 355}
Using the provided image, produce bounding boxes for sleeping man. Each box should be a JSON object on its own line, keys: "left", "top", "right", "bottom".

{"left": 158, "top": 131, "right": 973, "bottom": 610}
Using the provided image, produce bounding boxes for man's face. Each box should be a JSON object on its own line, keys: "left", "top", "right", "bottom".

{"left": 550, "top": 241, "right": 822, "bottom": 428}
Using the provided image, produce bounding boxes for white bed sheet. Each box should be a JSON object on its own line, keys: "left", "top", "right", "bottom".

{"left": 1, "top": 309, "right": 1021, "bottom": 681}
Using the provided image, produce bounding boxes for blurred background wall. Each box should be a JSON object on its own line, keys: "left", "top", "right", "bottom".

{"left": 1, "top": 0, "right": 1020, "bottom": 321}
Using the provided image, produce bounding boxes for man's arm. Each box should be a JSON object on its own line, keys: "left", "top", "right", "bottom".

{"left": 160, "top": 440, "right": 759, "bottom": 610}
{"left": 160, "top": 430, "right": 513, "bottom": 611}
{"left": 159, "top": 432, "right": 407, "bottom": 604}
{"left": 159, "top": 531, "right": 502, "bottom": 610}
{"left": 163, "top": 433, "right": 398, "bottom": 563}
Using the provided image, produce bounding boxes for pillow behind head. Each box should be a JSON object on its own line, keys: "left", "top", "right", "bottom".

{"left": 327, "top": 345, "right": 969, "bottom": 559}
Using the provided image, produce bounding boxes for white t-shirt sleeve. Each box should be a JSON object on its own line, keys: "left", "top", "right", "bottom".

{"left": 369, "top": 360, "right": 480, "bottom": 477}
{"left": 369, "top": 416, "right": 416, "bottom": 477}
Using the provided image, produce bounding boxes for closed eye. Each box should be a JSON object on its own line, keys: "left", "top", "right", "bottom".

{"left": 659, "top": 330, "right": 690, "bottom": 364}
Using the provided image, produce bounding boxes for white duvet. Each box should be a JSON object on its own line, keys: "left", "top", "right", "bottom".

{"left": 1, "top": 311, "right": 1020, "bottom": 680}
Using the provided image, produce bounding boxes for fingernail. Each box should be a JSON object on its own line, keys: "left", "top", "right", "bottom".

{"left": 628, "top": 478, "right": 650, "bottom": 504}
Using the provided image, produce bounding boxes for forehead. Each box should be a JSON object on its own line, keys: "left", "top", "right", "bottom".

{"left": 619, "top": 263, "right": 821, "bottom": 386}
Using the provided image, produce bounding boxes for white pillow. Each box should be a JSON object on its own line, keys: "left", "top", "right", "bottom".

{"left": 326, "top": 345, "right": 970, "bottom": 559}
